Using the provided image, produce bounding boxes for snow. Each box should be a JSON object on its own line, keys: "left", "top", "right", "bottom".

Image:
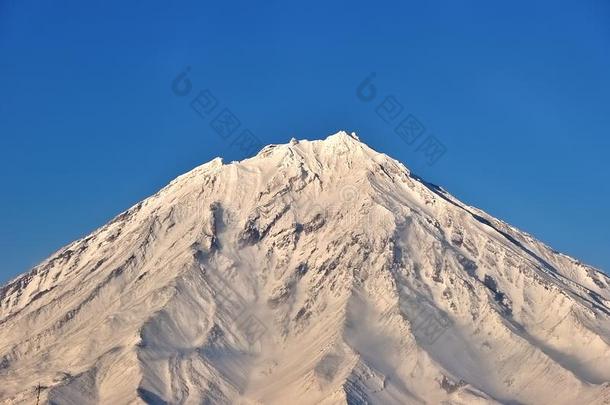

{"left": 0, "top": 131, "right": 609, "bottom": 404}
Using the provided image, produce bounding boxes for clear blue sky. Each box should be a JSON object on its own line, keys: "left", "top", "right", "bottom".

{"left": 1, "top": 0, "right": 609, "bottom": 283}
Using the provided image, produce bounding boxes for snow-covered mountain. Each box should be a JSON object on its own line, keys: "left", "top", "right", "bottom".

{"left": 1, "top": 131, "right": 609, "bottom": 404}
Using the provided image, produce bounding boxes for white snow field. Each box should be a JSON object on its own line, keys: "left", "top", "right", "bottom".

{"left": 1, "top": 131, "right": 609, "bottom": 404}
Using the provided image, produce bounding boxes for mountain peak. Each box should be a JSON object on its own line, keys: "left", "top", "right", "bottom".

{"left": 319, "top": 130, "right": 364, "bottom": 151}
{"left": 250, "top": 131, "right": 377, "bottom": 176}
{"left": 326, "top": 130, "right": 361, "bottom": 142}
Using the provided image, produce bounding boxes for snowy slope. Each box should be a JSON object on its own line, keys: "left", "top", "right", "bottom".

{"left": 1, "top": 131, "right": 609, "bottom": 404}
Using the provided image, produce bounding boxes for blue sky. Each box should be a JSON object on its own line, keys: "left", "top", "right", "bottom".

{"left": 0, "top": 0, "right": 609, "bottom": 283}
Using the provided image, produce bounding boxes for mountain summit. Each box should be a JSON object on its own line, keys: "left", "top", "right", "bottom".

{"left": 1, "top": 132, "right": 609, "bottom": 404}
